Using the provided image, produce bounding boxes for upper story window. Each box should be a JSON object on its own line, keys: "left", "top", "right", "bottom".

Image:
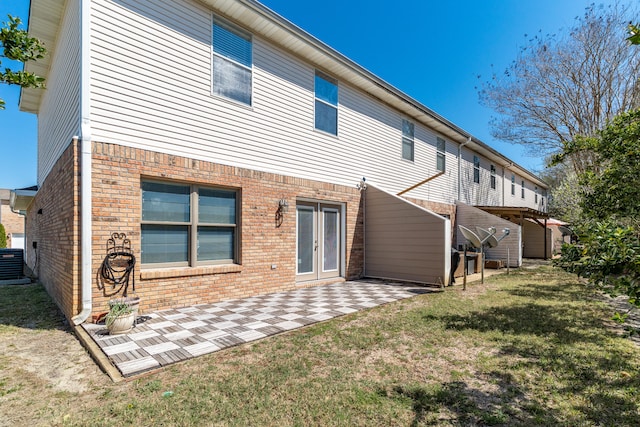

{"left": 315, "top": 71, "right": 338, "bottom": 135}
{"left": 535, "top": 186, "right": 538, "bottom": 203}
{"left": 436, "top": 137, "right": 446, "bottom": 172}
{"left": 402, "top": 120, "right": 414, "bottom": 161}
{"left": 521, "top": 180, "right": 525, "bottom": 199}
{"left": 473, "top": 156, "right": 480, "bottom": 184}
{"left": 490, "top": 165, "right": 496, "bottom": 189}
{"left": 511, "top": 174, "right": 515, "bottom": 195}
{"left": 212, "top": 17, "right": 252, "bottom": 105}
{"left": 141, "top": 181, "right": 239, "bottom": 267}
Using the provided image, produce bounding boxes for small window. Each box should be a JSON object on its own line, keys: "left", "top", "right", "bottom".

{"left": 511, "top": 174, "right": 515, "bottom": 196}
{"left": 535, "top": 186, "right": 538, "bottom": 203}
{"left": 315, "top": 71, "right": 338, "bottom": 135}
{"left": 402, "top": 120, "right": 414, "bottom": 161}
{"left": 212, "top": 17, "right": 252, "bottom": 105}
{"left": 473, "top": 156, "right": 480, "bottom": 184}
{"left": 490, "top": 165, "right": 496, "bottom": 190}
{"left": 436, "top": 137, "right": 446, "bottom": 172}
{"left": 141, "top": 181, "right": 239, "bottom": 266}
{"left": 521, "top": 180, "right": 525, "bottom": 199}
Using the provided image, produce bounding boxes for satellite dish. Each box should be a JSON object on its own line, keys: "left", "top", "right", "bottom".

{"left": 476, "top": 227, "right": 499, "bottom": 248}
{"left": 458, "top": 225, "right": 481, "bottom": 249}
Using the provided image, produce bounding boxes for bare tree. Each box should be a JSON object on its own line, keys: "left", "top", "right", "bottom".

{"left": 479, "top": 3, "right": 640, "bottom": 174}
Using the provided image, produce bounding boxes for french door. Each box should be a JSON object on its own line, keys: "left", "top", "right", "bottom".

{"left": 296, "top": 202, "right": 341, "bottom": 281}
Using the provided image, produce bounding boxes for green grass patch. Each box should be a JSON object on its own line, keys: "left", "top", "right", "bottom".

{"left": 4, "top": 266, "right": 640, "bottom": 426}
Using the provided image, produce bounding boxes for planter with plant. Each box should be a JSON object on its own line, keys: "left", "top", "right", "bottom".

{"left": 105, "top": 301, "right": 135, "bottom": 335}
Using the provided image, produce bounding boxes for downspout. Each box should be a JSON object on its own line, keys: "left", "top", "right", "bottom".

{"left": 457, "top": 137, "right": 471, "bottom": 201}
{"left": 357, "top": 178, "right": 367, "bottom": 278}
{"left": 72, "top": 0, "right": 92, "bottom": 325}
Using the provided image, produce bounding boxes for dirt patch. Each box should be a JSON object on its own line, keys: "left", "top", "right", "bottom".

{"left": 0, "top": 324, "right": 110, "bottom": 426}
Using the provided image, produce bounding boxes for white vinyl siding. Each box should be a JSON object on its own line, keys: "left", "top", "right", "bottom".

{"left": 85, "top": 0, "right": 544, "bottom": 211}
{"left": 37, "top": 0, "right": 81, "bottom": 185}
{"left": 88, "top": 0, "right": 462, "bottom": 205}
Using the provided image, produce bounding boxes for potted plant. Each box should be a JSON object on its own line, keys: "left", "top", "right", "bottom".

{"left": 105, "top": 301, "right": 135, "bottom": 335}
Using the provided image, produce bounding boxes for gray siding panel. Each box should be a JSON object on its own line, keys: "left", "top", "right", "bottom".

{"left": 522, "top": 220, "right": 552, "bottom": 259}
{"left": 365, "top": 184, "right": 450, "bottom": 285}
{"left": 455, "top": 202, "right": 522, "bottom": 268}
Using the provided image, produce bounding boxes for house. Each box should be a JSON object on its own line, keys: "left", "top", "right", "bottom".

{"left": 15, "top": 0, "right": 548, "bottom": 324}
{"left": 0, "top": 188, "right": 26, "bottom": 249}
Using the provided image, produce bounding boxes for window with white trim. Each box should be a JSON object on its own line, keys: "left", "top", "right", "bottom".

{"left": 402, "top": 119, "right": 414, "bottom": 161}
{"left": 490, "top": 165, "right": 496, "bottom": 189}
{"left": 141, "top": 181, "right": 239, "bottom": 267}
{"left": 315, "top": 71, "right": 338, "bottom": 135}
{"left": 511, "top": 174, "right": 515, "bottom": 195}
{"left": 521, "top": 180, "right": 525, "bottom": 199}
{"left": 535, "top": 186, "right": 538, "bottom": 203}
{"left": 473, "top": 156, "right": 480, "bottom": 183}
{"left": 436, "top": 137, "right": 446, "bottom": 172}
{"left": 212, "top": 17, "right": 252, "bottom": 105}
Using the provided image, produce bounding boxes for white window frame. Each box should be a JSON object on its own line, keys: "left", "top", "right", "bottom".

{"left": 314, "top": 71, "right": 339, "bottom": 136}
{"left": 473, "top": 156, "right": 480, "bottom": 184}
{"left": 490, "top": 165, "right": 496, "bottom": 190}
{"left": 436, "top": 137, "right": 446, "bottom": 172}
{"left": 402, "top": 119, "right": 414, "bottom": 161}
{"left": 212, "top": 16, "right": 253, "bottom": 106}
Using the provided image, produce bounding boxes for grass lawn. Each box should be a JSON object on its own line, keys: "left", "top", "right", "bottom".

{"left": 1, "top": 265, "right": 639, "bottom": 426}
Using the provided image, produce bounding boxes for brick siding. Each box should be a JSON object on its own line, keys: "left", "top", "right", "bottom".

{"left": 25, "top": 139, "right": 81, "bottom": 319}
{"left": 90, "top": 141, "right": 364, "bottom": 320}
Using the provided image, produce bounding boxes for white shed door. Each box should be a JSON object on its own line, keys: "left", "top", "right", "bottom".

{"left": 11, "top": 233, "right": 25, "bottom": 249}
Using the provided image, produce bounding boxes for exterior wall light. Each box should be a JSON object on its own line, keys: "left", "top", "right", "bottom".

{"left": 278, "top": 199, "right": 289, "bottom": 214}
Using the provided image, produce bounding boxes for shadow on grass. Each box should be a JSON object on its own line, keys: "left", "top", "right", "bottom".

{"left": 424, "top": 301, "right": 603, "bottom": 345}
{"left": 415, "top": 278, "right": 640, "bottom": 426}
{"left": 0, "top": 283, "right": 67, "bottom": 330}
{"left": 380, "top": 372, "right": 554, "bottom": 426}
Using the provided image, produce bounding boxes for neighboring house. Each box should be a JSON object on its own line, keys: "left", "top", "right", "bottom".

{"left": 16, "top": 0, "right": 548, "bottom": 324}
{"left": 0, "top": 188, "right": 26, "bottom": 249}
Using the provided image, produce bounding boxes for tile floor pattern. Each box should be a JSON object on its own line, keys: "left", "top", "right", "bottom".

{"left": 83, "top": 280, "right": 434, "bottom": 377}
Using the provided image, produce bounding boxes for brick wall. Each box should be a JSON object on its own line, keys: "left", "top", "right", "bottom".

{"left": 91, "top": 141, "right": 365, "bottom": 319}
{"left": 25, "top": 139, "right": 81, "bottom": 319}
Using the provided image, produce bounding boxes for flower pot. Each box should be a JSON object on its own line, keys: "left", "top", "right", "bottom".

{"left": 106, "top": 311, "right": 136, "bottom": 335}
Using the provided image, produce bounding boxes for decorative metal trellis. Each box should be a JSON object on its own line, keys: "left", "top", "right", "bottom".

{"left": 99, "top": 232, "right": 136, "bottom": 296}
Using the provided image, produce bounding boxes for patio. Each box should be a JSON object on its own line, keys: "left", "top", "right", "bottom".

{"left": 81, "top": 279, "right": 438, "bottom": 378}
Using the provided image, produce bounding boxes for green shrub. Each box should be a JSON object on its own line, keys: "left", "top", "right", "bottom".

{"left": 555, "top": 220, "right": 640, "bottom": 307}
{"left": 0, "top": 224, "right": 6, "bottom": 248}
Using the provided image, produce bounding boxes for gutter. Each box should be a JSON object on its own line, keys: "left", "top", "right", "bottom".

{"left": 457, "top": 137, "right": 471, "bottom": 201}
{"left": 72, "top": 0, "right": 92, "bottom": 325}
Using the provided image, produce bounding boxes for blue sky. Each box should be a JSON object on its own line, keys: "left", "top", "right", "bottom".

{"left": 0, "top": 0, "right": 612, "bottom": 189}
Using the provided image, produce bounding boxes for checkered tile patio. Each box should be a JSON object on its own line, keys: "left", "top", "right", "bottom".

{"left": 82, "top": 280, "right": 435, "bottom": 377}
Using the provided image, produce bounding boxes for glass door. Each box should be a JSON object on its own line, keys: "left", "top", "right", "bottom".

{"left": 296, "top": 202, "right": 341, "bottom": 281}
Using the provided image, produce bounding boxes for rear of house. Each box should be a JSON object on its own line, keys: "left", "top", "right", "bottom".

{"left": 17, "top": 0, "right": 548, "bottom": 323}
